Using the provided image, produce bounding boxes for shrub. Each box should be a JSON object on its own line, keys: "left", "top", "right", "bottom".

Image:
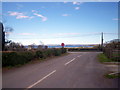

{"left": 2, "top": 52, "right": 18, "bottom": 66}
{"left": 43, "top": 49, "right": 53, "bottom": 57}
{"left": 2, "top": 48, "right": 67, "bottom": 67}
{"left": 2, "top": 51, "right": 35, "bottom": 67}
{"left": 35, "top": 50, "right": 44, "bottom": 58}
{"left": 61, "top": 48, "right": 67, "bottom": 54}
{"left": 17, "top": 51, "right": 35, "bottom": 62}
{"left": 53, "top": 49, "right": 62, "bottom": 56}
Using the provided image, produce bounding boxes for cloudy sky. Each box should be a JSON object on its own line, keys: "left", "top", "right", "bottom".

{"left": 2, "top": 2, "right": 118, "bottom": 45}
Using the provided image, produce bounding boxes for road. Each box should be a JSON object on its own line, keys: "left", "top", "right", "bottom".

{"left": 2, "top": 52, "right": 118, "bottom": 88}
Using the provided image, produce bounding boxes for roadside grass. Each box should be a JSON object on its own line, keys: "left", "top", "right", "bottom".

{"left": 105, "top": 73, "right": 120, "bottom": 79}
{"left": 98, "top": 53, "right": 114, "bottom": 62}
{"left": 98, "top": 53, "right": 120, "bottom": 79}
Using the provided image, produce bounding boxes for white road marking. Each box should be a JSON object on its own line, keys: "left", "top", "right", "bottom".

{"left": 27, "top": 70, "right": 56, "bottom": 89}
{"left": 77, "top": 55, "right": 82, "bottom": 57}
{"left": 65, "top": 58, "right": 76, "bottom": 66}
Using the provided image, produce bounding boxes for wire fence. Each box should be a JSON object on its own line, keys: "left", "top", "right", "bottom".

{"left": 103, "top": 41, "right": 120, "bottom": 61}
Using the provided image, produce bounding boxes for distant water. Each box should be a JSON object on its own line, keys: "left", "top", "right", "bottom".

{"left": 24, "top": 45, "right": 94, "bottom": 48}
{"left": 48, "top": 45, "right": 93, "bottom": 48}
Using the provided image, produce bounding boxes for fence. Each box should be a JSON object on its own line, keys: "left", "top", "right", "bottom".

{"left": 103, "top": 42, "right": 120, "bottom": 61}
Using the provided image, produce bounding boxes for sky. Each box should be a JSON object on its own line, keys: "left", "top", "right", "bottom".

{"left": 2, "top": 2, "right": 118, "bottom": 45}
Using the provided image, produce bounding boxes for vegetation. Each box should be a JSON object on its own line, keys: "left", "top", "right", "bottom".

{"left": 2, "top": 48, "right": 67, "bottom": 67}
{"left": 105, "top": 73, "right": 120, "bottom": 79}
{"left": 2, "top": 51, "right": 35, "bottom": 67}
{"left": 103, "top": 39, "right": 120, "bottom": 62}
{"left": 68, "top": 48, "right": 100, "bottom": 52}
{"left": 98, "top": 53, "right": 115, "bottom": 62}
{"left": 4, "top": 42, "right": 25, "bottom": 51}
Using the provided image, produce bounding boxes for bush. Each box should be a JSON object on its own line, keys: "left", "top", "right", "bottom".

{"left": 61, "top": 48, "right": 67, "bottom": 54}
{"left": 68, "top": 48, "right": 99, "bottom": 52}
{"left": 2, "top": 48, "right": 67, "bottom": 67}
{"left": 53, "top": 49, "right": 62, "bottom": 56}
{"left": 36, "top": 50, "right": 44, "bottom": 58}
{"left": 17, "top": 51, "right": 35, "bottom": 62}
{"left": 2, "top": 52, "right": 18, "bottom": 66}
{"left": 44, "top": 49, "right": 54, "bottom": 57}
{"left": 2, "top": 51, "right": 35, "bottom": 67}
{"left": 105, "top": 73, "right": 120, "bottom": 79}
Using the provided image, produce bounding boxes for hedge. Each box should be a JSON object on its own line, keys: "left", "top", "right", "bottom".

{"left": 2, "top": 51, "right": 35, "bottom": 67}
{"left": 2, "top": 48, "right": 66, "bottom": 67}
{"left": 68, "top": 48, "right": 99, "bottom": 52}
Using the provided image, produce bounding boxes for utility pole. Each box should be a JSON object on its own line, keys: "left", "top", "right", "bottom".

{"left": 101, "top": 32, "right": 103, "bottom": 51}
{"left": 0, "top": 22, "right": 5, "bottom": 51}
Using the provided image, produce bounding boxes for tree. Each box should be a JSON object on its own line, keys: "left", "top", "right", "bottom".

{"left": 5, "top": 41, "right": 25, "bottom": 51}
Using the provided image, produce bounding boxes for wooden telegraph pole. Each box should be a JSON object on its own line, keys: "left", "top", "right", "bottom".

{"left": 101, "top": 32, "right": 103, "bottom": 51}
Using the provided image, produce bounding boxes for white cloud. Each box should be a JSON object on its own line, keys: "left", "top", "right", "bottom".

{"left": 72, "top": 2, "right": 83, "bottom": 5}
{"left": 18, "top": 33, "right": 37, "bottom": 36}
{"left": 73, "top": 2, "right": 78, "bottom": 5}
{"left": 16, "top": 15, "right": 28, "bottom": 19}
{"left": 8, "top": 11, "right": 34, "bottom": 19}
{"left": 8, "top": 11, "right": 47, "bottom": 21}
{"left": 33, "top": 13, "right": 47, "bottom": 21}
{"left": 57, "top": 33, "right": 80, "bottom": 36}
{"left": 112, "top": 18, "right": 119, "bottom": 21}
{"left": 32, "top": 10, "right": 38, "bottom": 13}
{"left": 5, "top": 32, "right": 12, "bottom": 35}
{"left": 8, "top": 11, "right": 23, "bottom": 16}
{"left": 62, "top": 14, "right": 70, "bottom": 16}
{"left": 63, "top": 1, "right": 67, "bottom": 4}
{"left": 75, "top": 7, "right": 80, "bottom": 10}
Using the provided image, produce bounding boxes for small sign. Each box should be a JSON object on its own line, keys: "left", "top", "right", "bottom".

{"left": 61, "top": 43, "right": 65, "bottom": 47}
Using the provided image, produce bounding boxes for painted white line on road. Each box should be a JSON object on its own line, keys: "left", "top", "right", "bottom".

{"left": 77, "top": 55, "right": 82, "bottom": 57}
{"left": 65, "top": 58, "right": 76, "bottom": 66}
{"left": 27, "top": 70, "right": 56, "bottom": 89}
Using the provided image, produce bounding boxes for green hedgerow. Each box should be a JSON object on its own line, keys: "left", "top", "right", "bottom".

{"left": 35, "top": 50, "right": 44, "bottom": 58}
{"left": 2, "top": 51, "right": 35, "bottom": 67}
{"left": 2, "top": 48, "right": 67, "bottom": 67}
{"left": 53, "top": 49, "right": 62, "bottom": 56}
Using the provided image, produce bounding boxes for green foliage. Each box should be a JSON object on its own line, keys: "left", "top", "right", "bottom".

{"left": 36, "top": 50, "right": 44, "bottom": 58}
{"left": 68, "top": 48, "right": 99, "bottom": 52}
{"left": 103, "top": 40, "right": 120, "bottom": 61}
{"left": 2, "top": 52, "right": 17, "bottom": 66}
{"left": 61, "top": 48, "right": 67, "bottom": 54}
{"left": 2, "top": 51, "right": 35, "bottom": 67}
{"left": 45, "top": 49, "right": 54, "bottom": 57}
{"left": 18, "top": 51, "right": 35, "bottom": 62}
{"left": 98, "top": 53, "right": 114, "bottom": 62}
{"left": 2, "top": 48, "right": 67, "bottom": 67}
{"left": 105, "top": 73, "right": 120, "bottom": 79}
{"left": 53, "top": 49, "right": 62, "bottom": 56}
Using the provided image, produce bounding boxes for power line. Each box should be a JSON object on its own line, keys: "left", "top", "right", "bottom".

{"left": 8, "top": 33, "right": 101, "bottom": 39}
{"left": 7, "top": 32, "right": 118, "bottom": 40}
{"left": 104, "top": 33, "right": 118, "bottom": 35}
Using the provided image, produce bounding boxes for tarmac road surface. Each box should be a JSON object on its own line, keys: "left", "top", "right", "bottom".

{"left": 2, "top": 52, "right": 118, "bottom": 88}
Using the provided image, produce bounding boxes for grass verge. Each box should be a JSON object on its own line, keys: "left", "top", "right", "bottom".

{"left": 98, "top": 53, "right": 114, "bottom": 63}
{"left": 105, "top": 73, "right": 120, "bottom": 79}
